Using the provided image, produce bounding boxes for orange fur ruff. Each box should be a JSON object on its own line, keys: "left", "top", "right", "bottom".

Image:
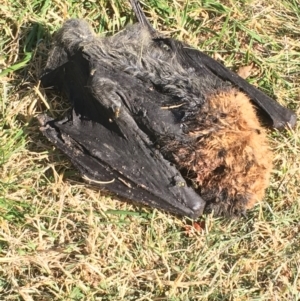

{"left": 172, "top": 89, "right": 273, "bottom": 214}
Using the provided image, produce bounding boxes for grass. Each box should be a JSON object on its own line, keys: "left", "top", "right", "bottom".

{"left": 0, "top": 0, "right": 299, "bottom": 300}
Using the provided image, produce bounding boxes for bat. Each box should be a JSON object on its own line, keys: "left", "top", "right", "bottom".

{"left": 39, "top": 0, "right": 296, "bottom": 218}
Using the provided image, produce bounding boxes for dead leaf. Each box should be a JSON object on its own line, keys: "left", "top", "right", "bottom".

{"left": 184, "top": 221, "right": 205, "bottom": 237}
{"left": 193, "top": 221, "right": 205, "bottom": 231}
{"left": 213, "top": 52, "right": 225, "bottom": 62}
{"left": 237, "top": 63, "right": 254, "bottom": 79}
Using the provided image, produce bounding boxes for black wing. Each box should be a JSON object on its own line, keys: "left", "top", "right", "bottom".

{"left": 39, "top": 26, "right": 206, "bottom": 218}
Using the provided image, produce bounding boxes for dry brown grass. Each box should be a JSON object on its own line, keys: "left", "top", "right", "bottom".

{"left": 0, "top": 0, "right": 299, "bottom": 300}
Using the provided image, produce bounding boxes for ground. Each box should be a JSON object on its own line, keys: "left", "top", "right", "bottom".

{"left": 0, "top": 0, "right": 299, "bottom": 300}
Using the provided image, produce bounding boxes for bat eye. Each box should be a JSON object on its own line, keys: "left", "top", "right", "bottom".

{"left": 220, "top": 113, "right": 227, "bottom": 118}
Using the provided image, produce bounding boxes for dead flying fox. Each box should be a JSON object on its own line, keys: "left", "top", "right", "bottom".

{"left": 39, "top": 0, "right": 296, "bottom": 218}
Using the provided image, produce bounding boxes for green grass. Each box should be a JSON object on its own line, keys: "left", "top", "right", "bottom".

{"left": 0, "top": 0, "right": 299, "bottom": 300}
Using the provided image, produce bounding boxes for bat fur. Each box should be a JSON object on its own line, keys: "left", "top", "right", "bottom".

{"left": 39, "top": 1, "right": 295, "bottom": 217}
